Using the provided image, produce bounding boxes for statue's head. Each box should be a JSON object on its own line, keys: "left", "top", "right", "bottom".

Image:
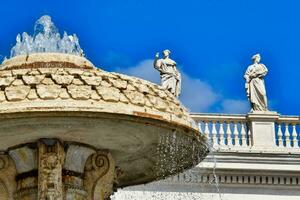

{"left": 252, "top": 54, "right": 261, "bottom": 63}
{"left": 163, "top": 49, "right": 171, "bottom": 58}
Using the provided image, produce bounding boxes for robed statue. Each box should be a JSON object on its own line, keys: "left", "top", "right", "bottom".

{"left": 153, "top": 50, "right": 181, "bottom": 97}
{"left": 244, "top": 54, "right": 268, "bottom": 112}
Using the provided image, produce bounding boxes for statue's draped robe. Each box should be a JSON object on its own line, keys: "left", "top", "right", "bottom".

{"left": 244, "top": 63, "right": 268, "bottom": 111}
{"left": 154, "top": 58, "right": 181, "bottom": 97}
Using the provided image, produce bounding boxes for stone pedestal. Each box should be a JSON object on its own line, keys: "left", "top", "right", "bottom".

{"left": 1, "top": 139, "right": 116, "bottom": 200}
{"left": 247, "top": 111, "right": 279, "bottom": 149}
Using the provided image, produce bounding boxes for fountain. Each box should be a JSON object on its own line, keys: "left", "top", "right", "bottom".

{"left": 10, "top": 15, "right": 83, "bottom": 58}
{"left": 0, "top": 15, "right": 208, "bottom": 199}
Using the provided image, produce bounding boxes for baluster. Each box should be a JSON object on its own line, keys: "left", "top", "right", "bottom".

{"left": 226, "top": 122, "right": 232, "bottom": 146}
{"left": 219, "top": 122, "right": 225, "bottom": 146}
{"left": 277, "top": 123, "right": 283, "bottom": 147}
{"left": 247, "top": 123, "right": 252, "bottom": 146}
{"left": 211, "top": 121, "right": 218, "bottom": 146}
{"left": 203, "top": 121, "right": 211, "bottom": 143}
{"left": 241, "top": 122, "right": 247, "bottom": 147}
{"left": 232, "top": 122, "right": 239, "bottom": 146}
{"left": 292, "top": 124, "right": 298, "bottom": 148}
{"left": 284, "top": 123, "right": 291, "bottom": 148}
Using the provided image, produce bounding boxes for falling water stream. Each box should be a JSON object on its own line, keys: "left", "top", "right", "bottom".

{"left": 210, "top": 147, "right": 223, "bottom": 200}
{"left": 111, "top": 131, "right": 223, "bottom": 200}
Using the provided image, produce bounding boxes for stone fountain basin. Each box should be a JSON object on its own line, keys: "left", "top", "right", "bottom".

{"left": 0, "top": 53, "right": 209, "bottom": 187}
{"left": 0, "top": 110, "right": 207, "bottom": 187}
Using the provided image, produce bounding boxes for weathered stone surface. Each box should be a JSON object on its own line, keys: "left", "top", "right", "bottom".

{"left": 91, "top": 90, "right": 101, "bottom": 100}
{"left": 66, "top": 68, "right": 84, "bottom": 75}
{"left": 97, "top": 86, "right": 120, "bottom": 102}
{"left": 42, "top": 77, "right": 55, "bottom": 85}
{"left": 52, "top": 74, "right": 74, "bottom": 85}
{"left": 110, "top": 79, "right": 127, "bottom": 89}
{"left": 38, "top": 140, "right": 64, "bottom": 200}
{"left": 2, "top": 53, "right": 95, "bottom": 70}
{"left": 37, "top": 85, "right": 61, "bottom": 100}
{"left": 27, "top": 89, "right": 39, "bottom": 100}
{"left": 157, "top": 90, "right": 168, "bottom": 99}
{"left": 38, "top": 68, "right": 58, "bottom": 75}
{"left": 156, "top": 97, "right": 168, "bottom": 111}
{"left": 123, "top": 90, "right": 145, "bottom": 105}
{"left": 147, "top": 95, "right": 168, "bottom": 111}
{"left": 72, "top": 78, "right": 84, "bottom": 85}
{"left": 93, "top": 69, "right": 104, "bottom": 76}
{"left": 145, "top": 107, "right": 172, "bottom": 121}
{"left": 0, "top": 70, "right": 12, "bottom": 77}
{"left": 67, "top": 85, "right": 92, "bottom": 100}
{"left": 145, "top": 85, "right": 156, "bottom": 95}
{"left": 173, "top": 106, "right": 184, "bottom": 117}
{"left": 135, "top": 82, "right": 150, "bottom": 93}
{"left": 82, "top": 71, "right": 95, "bottom": 77}
{"left": 85, "top": 152, "right": 115, "bottom": 200}
{"left": 0, "top": 91, "right": 6, "bottom": 102}
{"left": 11, "top": 79, "right": 24, "bottom": 86}
{"left": 22, "top": 75, "right": 45, "bottom": 85}
{"left": 0, "top": 77, "right": 15, "bottom": 86}
{"left": 28, "top": 69, "right": 41, "bottom": 75}
{"left": 59, "top": 88, "right": 70, "bottom": 99}
{"left": 147, "top": 95, "right": 158, "bottom": 105}
{"left": 102, "top": 72, "right": 118, "bottom": 79}
{"left": 56, "top": 68, "right": 68, "bottom": 75}
{"left": 81, "top": 75, "right": 102, "bottom": 86}
{"left": 144, "top": 97, "right": 153, "bottom": 107}
{"left": 100, "top": 80, "right": 111, "bottom": 87}
{"left": 126, "top": 83, "right": 136, "bottom": 91}
{"left": 5, "top": 85, "right": 30, "bottom": 101}
{"left": 12, "top": 69, "right": 30, "bottom": 76}
{"left": 119, "top": 93, "right": 129, "bottom": 103}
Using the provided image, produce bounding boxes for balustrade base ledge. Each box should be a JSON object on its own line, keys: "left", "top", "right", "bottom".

{"left": 214, "top": 146, "right": 300, "bottom": 154}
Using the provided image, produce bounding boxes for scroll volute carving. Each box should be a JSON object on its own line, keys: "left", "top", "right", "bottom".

{"left": 84, "top": 151, "right": 115, "bottom": 200}
{"left": 38, "top": 141, "right": 65, "bottom": 200}
{"left": 0, "top": 155, "right": 16, "bottom": 200}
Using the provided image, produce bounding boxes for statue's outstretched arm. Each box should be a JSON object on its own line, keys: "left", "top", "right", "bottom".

{"left": 153, "top": 52, "right": 161, "bottom": 70}
{"left": 244, "top": 74, "right": 250, "bottom": 83}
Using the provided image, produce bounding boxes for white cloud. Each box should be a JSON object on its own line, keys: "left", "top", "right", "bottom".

{"left": 115, "top": 59, "right": 254, "bottom": 114}
{"left": 116, "top": 59, "right": 219, "bottom": 112}
{"left": 220, "top": 99, "right": 250, "bottom": 114}
{"left": 180, "top": 73, "right": 219, "bottom": 112}
{"left": 119, "top": 59, "right": 161, "bottom": 84}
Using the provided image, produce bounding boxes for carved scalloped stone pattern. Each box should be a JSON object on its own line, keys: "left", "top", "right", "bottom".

{"left": 0, "top": 66, "right": 193, "bottom": 127}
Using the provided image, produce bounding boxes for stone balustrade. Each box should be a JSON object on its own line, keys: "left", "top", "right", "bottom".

{"left": 191, "top": 114, "right": 250, "bottom": 148}
{"left": 276, "top": 116, "right": 300, "bottom": 148}
{"left": 191, "top": 113, "right": 300, "bottom": 151}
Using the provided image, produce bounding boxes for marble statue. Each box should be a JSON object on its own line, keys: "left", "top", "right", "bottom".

{"left": 154, "top": 50, "right": 181, "bottom": 97}
{"left": 244, "top": 54, "right": 268, "bottom": 112}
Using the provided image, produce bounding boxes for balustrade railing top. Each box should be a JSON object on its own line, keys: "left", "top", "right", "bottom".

{"left": 191, "top": 113, "right": 247, "bottom": 122}
{"left": 191, "top": 113, "right": 300, "bottom": 153}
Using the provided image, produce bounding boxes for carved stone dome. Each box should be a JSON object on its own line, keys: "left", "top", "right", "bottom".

{"left": 0, "top": 53, "right": 207, "bottom": 187}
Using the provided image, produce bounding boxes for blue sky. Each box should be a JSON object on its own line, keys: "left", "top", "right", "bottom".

{"left": 0, "top": 0, "right": 299, "bottom": 114}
